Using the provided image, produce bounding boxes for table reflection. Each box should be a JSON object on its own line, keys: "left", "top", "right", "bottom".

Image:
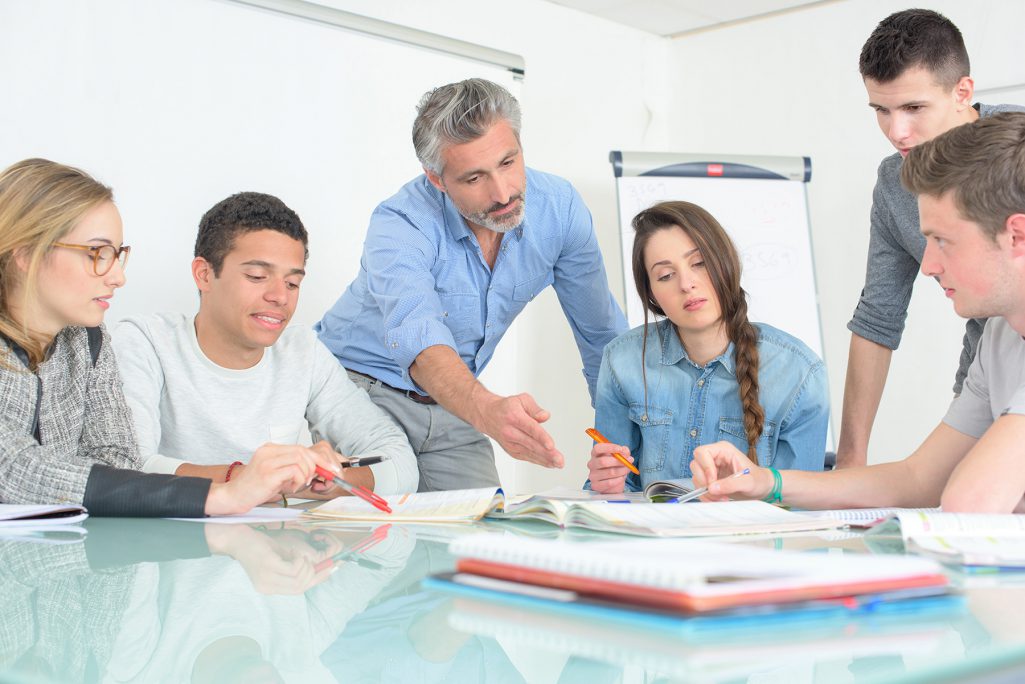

{"left": 2, "top": 520, "right": 1025, "bottom": 684}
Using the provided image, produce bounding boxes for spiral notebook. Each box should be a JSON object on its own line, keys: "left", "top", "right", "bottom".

{"left": 446, "top": 534, "right": 949, "bottom": 613}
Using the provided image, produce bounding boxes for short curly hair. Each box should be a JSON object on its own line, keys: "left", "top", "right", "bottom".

{"left": 194, "top": 192, "right": 308, "bottom": 275}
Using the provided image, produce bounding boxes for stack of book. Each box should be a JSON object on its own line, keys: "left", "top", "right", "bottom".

{"left": 425, "top": 533, "right": 953, "bottom": 624}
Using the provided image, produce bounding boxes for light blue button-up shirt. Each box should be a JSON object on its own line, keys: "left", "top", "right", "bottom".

{"left": 315, "top": 168, "right": 627, "bottom": 400}
{"left": 593, "top": 319, "right": 829, "bottom": 491}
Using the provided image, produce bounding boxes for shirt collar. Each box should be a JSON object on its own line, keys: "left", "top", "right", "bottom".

{"left": 658, "top": 319, "right": 736, "bottom": 375}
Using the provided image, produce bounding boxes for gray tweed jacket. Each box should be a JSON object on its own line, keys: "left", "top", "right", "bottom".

{"left": 0, "top": 325, "right": 139, "bottom": 505}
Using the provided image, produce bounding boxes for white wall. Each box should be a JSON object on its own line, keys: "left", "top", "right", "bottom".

{"left": 666, "top": 0, "right": 1025, "bottom": 464}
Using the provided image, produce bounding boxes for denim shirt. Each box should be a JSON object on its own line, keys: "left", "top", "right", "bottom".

{"left": 314, "top": 168, "right": 627, "bottom": 400}
{"left": 593, "top": 320, "right": 829, "bottom": 492}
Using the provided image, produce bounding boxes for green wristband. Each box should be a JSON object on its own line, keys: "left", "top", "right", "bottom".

{"left": 762, "top": 467, "right": 783, "bottom": 504}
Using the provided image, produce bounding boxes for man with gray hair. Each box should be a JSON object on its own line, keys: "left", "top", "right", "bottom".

{"left": 316, "top": 78, "right": 627, "bottom": 492}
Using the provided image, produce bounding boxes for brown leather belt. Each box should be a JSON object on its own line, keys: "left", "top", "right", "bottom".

{"left": 349, "top": 369, "right": 437, "bottom": 405}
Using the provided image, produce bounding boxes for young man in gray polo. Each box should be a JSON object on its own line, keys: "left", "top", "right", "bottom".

{"left": 836, "top": 9, "right": 1025, "bottom": 469}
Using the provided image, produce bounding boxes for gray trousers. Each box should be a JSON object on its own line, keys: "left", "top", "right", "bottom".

{"left": 346, "top": 370, "right": 500, "bottom": 492}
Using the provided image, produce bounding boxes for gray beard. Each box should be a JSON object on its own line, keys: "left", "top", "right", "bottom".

{"left": 459, "top": 194, "right": 526, "bottom": 234}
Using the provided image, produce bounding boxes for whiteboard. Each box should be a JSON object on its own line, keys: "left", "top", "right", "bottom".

{"left": 611, "top": 152, "right": 825, "bottom": 360}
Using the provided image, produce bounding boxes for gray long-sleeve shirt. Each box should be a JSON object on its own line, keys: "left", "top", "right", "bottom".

{"left": 847, "top": 102, "right": 1025, "bottom": 393}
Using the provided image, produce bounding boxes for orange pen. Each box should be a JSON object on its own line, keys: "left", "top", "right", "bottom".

{"left": 585, "top": 428, "right": 640, "bottom": 475}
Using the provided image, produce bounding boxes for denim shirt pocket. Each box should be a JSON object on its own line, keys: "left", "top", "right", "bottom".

{"left": 628, "top": 403, "right": 673, "bottom": 471}
{"left": 511, "top": 272, "right": 554, "bottom": 318}
{"left": 717, "top": 417, "right": 778, "bottom": 466}
{"left": 436, "top": 290, "right": 480, "bottom": 344}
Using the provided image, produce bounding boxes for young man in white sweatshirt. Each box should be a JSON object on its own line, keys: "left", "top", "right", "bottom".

{"left": 114, "top": 192, "right": 418, "bottom": 498}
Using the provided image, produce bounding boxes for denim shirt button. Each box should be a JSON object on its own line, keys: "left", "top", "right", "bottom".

{"left": 689, "top": 428, "right": 697, "bottom": 437}
{"left": 641, "top": 414, "right": 647, "bottom": 422}
{"left": 697, "top": 379, "right": 704, "bottom": 387}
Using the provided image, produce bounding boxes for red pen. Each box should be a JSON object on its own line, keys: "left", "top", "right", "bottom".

{"left": 315, "top": 465, "right": 393, "bottom": 514}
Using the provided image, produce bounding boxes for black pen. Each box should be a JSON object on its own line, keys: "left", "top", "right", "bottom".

{"left": 340, "top": 455, "right": 389, "bottom": 468}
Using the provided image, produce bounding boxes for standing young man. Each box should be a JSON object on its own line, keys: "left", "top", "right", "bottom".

{"left": 693, "top": 112, "right": 1025, "bottom": 513}
{"left": 316, "top": 78, "right": 627, "bottom": 491}
{"left": 114, "top": 192, "right": 418, "bottom": 497}
{"left": 837, "top": 9, "right": 1025, "bottom": 468}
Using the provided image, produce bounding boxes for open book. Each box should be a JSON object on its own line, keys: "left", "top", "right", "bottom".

{"left": 0, "top": 503, "right": 88, "bottom": 527}
{"left": 304, "top": 488, "right": 846, "bottom": 537}
{"left": 869, "top": 510, "right": 1025, "bottom": 568}
{"left": 642, "top": 478, "right": 695, "bottom": 501}
{"left": 443, "top": 533, "right": 950, "bottom": 613}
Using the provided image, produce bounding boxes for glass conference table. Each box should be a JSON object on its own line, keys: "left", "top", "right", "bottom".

{"left": 3, "top": 512, "right": 1025, "bottom": 684}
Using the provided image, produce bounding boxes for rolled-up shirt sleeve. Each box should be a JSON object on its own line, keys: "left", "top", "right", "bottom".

{"left": 847, "top": 168, "right": 922, "bottom": 350}
{"left": 552, "top": 187, "right": 628, "bottom": 402}
{"left": 364, "top": 206, "right": 459, "bottom": 375}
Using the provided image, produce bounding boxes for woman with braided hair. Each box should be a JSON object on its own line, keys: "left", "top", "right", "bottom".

{"left": 586, "top": 201, "right": 829, "bottom": 494}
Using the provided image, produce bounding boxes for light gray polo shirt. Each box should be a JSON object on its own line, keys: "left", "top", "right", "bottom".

{"left": 944, "top": 317, "right": 1025, "bottom": 437}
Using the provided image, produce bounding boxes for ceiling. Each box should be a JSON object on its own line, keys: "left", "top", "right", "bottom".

{"left": 544, "top": 0, "right": 839, "bottom": 38}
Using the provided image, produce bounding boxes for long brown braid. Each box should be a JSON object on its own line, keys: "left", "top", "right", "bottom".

{"left": 631, "top": 201, "right": 763, "bottom": 462}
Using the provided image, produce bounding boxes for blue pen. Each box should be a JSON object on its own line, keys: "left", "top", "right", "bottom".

{"left": 666, "top": 468, "right": 750, "bottom": 503}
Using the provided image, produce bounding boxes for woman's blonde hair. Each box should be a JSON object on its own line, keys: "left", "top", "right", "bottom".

{"left": 0, "top": 158, "right": 112, "bottom": 368}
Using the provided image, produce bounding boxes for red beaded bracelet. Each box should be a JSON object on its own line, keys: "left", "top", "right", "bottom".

{"left": 225, "top": 460, "right": 243, "bottom": 482}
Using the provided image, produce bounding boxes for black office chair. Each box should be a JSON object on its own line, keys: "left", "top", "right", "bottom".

{"left": 823, "top": 451, "right": 836, "bottom": 471}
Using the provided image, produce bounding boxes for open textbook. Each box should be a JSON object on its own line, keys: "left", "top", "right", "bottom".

{"left": 642, "top": 478, "right": 695, "bottom": 501}
{"left": 304, "top": 487, "right": 846, "bottom": 537}
{"left": 869, "top": 510, "right": 1025, "bottom": 568}
{"left": 442, "top": 534, "right": 950, "bottom": 613}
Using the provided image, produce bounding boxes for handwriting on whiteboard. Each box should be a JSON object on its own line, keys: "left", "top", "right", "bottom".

{"left": 740, "top": 243, "right": 798, "bottom": 280}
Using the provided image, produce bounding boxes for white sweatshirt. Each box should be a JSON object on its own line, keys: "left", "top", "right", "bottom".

{"left": 113, "top": 313, "right": 417, "bottom": 494}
